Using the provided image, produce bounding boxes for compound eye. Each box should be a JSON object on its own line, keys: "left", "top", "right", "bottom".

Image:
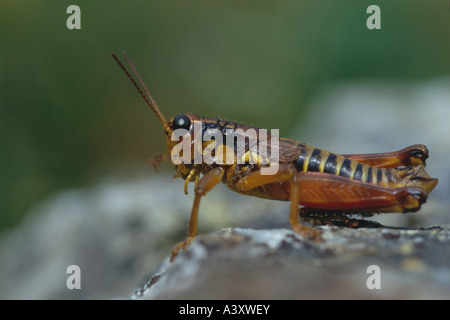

{"left": 172, "top": 114, "right": 191, "bottom": 131}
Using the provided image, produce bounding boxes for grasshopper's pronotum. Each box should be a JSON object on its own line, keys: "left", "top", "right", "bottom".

{"left": 112, "top": 53, "right": 438, "bottom": 261}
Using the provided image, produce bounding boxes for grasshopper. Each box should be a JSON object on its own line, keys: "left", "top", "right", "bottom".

{"left": 112, "top": 53, "right": 438, "bottom": 261}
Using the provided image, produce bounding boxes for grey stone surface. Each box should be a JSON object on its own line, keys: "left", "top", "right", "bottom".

{"left": 134, "top": 226, "right": 450, "bottom": 299}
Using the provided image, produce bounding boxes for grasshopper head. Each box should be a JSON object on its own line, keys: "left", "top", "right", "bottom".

{"left": 163, "top": 113, "right": 204, "bottom": 179}
{"left": 112, "top": 53, "right": 199, "bottom": 180}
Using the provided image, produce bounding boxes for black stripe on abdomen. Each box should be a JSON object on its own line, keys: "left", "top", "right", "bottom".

{"left": 366, "top": 167, "right": 373, "bottom": 183}
{"left": 377, "top": 169, "right": 383, "bottom": 183}
{"left": 307, "top": 149, "right": 322, "bottom": 172}
{"left": 339, "top": 159, "right": 352, "bottom": 178}
{"left": 294, "top": 148, "right": 307, "bottom": 172}
{"left": 353, "top": 163, "right": 363, "bottom": 181}
{"left": 324, "top": 153, "right": 337, "bottom": 175}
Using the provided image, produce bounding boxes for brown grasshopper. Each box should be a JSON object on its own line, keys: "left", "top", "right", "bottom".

{"left": 112, "top": 53, "right": 438, "bottom": 261}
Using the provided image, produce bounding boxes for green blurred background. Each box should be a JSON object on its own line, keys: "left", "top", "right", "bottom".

{"left": 0, "top": 0, "right": 449, "bottom": 233}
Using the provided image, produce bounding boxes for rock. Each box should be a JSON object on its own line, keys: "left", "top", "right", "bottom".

{"left": 134, "top": 226, "right": 450, "bottom": 299}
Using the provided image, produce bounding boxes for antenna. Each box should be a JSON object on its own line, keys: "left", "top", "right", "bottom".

{"left": 111, "top": 52, "right": 167, "bottom": 126}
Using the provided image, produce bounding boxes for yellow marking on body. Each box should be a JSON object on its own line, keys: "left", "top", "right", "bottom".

{"left": 202, "top": 141, "right": 237, "bottom": 165}
{"left": 319, "top": 150, "right": 330, "bottom": 173}
{"left": 361, "top": 163, "right": 369, "bottom": 182}
{"left": 302, "top": 146, "right": 314, "bottom": 172}
{"left": 380, "top": 168, "right": 389, "bottom": 186}
{"left": 334, "top": 155, "right": 345, "bottom": 176}
{"left": 371, "top": 168, "right": 378, "bottom": 185}
{"left": 348, "top": 160, "right": 357, "bottom": 179}
{"left": 241, "top": 150, "right": 270, "bottom": 166}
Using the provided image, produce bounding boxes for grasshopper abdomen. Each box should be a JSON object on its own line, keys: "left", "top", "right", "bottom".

{"left": 293, "top": 145, "right": 395, "bottom": 187}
